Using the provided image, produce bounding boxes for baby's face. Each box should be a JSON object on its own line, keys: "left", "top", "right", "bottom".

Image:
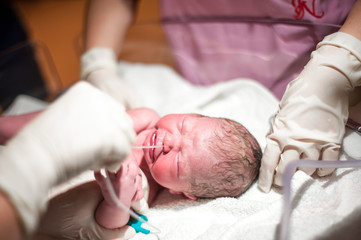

{"left": 142, "top": 114, "right": 219, "bottom": 194}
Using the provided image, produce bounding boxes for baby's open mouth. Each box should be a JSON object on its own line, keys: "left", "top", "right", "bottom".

{"left": 149, "top": 131, "right": 156, "bottom": 163}
{"left": 149, "top": 131, "right": 163, "bottom": 163}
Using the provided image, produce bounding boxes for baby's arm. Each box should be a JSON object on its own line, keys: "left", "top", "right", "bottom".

{"left": 95, "top": 107, "right": 158, "bottom": 229}
{"left": 0, "top": 107, "right": 158, "bottom": 145}
{"left": 0, "top": 111, "right": 41, "bottom": 145}
{"left": 94, "top": 160, "right": 144, "bottom": 229}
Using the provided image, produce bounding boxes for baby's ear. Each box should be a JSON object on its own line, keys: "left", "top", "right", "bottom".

{"left": 183, "top": 193, "right": 197, "bottom": 200}
{"left": 168, "top": 190, "right": 197, "bottom": 200}
{"left": 169, "top": 189, "right": 182, "bottom": 195}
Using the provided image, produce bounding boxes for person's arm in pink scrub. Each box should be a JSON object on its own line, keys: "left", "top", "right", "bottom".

{"left": 81, "top": 0, "right": 139, "bottom": 108}
{"left": 0, "top": 111, "right": 41, "bottom": 145}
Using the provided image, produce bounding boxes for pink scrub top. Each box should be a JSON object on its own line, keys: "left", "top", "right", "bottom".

{"left": 159, "top": 0, "right": 356, "bottom": 99}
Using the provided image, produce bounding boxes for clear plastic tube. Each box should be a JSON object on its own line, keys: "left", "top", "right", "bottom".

{"left": 132, "top": 145, "right": 164, "bottom": 149}
{"left": 280, "top": 159, "right": 361, "bottom": 240}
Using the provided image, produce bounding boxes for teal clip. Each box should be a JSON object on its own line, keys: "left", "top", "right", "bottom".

{"left": 127, "top": 214, "right": 150, "bottom": 234}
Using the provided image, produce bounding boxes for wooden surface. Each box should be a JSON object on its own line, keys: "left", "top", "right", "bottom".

{"left": 12, "top": 0, "right": 175, "bottom": 96}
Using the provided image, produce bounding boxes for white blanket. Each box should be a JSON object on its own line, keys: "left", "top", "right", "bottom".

{"left": 4, "top": 62, "right": 361, "bottom": 240}
{"left": 119, "top": 62, "right": 361, "bottom": 240}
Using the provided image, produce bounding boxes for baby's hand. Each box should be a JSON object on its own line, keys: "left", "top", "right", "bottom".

{"left": 94, "top": 159, "right": 144, "bottom": 208}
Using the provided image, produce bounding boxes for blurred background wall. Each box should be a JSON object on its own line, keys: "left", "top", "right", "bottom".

{"left": 11, "top": 0, "right": 174, "bottom": 93}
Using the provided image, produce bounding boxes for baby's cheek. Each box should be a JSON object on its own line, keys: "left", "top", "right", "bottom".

{"left": 151, "top": 166, "right": 169, "bottom": 186}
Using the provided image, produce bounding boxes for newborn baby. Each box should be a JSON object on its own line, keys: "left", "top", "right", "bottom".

{"left": 95, "top": 107, "right": 262, "bottom": 230}
{"left": 0, "top": 107, "right": 262, "bottom": 232}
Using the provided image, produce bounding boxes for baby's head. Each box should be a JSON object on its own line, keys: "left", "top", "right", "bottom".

{"left": 187, "top": 117, "right": 262, "bottom": 198}
{"left": 143, "top": 113, "right": 262, "bottom": 199}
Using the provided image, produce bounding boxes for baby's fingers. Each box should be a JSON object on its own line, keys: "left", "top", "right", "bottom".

{"left": 132, "top": 173, "right": 144, "bottom": 202}
{"left": 120, "top": 162, "right": 139, "bottom": 180}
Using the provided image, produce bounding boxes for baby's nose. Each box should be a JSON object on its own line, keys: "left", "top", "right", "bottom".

{"left": 163, "top": 144, "right": 171, "bottom": 154}
{"left": 163, "top": 136, "right": 181, "bottom": 154}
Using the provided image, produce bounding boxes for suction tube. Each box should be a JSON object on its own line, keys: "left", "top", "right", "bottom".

{"left": 280, "top": 159, "right": 361, "bottom": 240}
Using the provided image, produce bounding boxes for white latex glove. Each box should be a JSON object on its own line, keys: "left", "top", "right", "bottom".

{"left": 0, "top": 81, "right": 135, "bottom": 236}
{"left": 81, "top": 47, "right": 138, "bottom": 109}
{"left": 35, "top": 169, "right": 149, "bottom": 240}
{"left": 258, "top": 32, "right": 361, "bottom": 192}
{"left": 35, "top": 181, "right": 137, "bottom": 240}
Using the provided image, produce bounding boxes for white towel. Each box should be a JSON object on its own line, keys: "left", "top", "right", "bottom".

{"left": 3, "top": 62, "right": 361, "bottom": 240}
{"left": 118, "top": 62, "right": 361, "bottom": 240}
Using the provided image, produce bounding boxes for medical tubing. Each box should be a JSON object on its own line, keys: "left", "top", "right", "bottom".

{"left": 280, "top": 159, "right": 361, "bottom": 240}
{"left": 132, "top": 145, "right": 164, "bottom": 149}
{"left": 103, "top": 170, "right": 161, "bottom": 234}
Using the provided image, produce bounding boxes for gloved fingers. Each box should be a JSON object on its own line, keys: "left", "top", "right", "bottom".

{"left": 274, "top": 149, "right": 300, "bottom": 187}
{"left": 258, "top": 139, "right": 281, "bottom": 192}
{"left": 297, "top": 166, "right": 316, "bottom": 176}
{"left": 105, "top": 161, "right": 123, "bottom": 173}
{"left": 297, "top": 148, "right": 319, "bottom": 176}
{"left": 104, "top": 134, "right": 134, "bottom": 173}
{"left": 102, "top": 107, "right": 136, "bottom": 173}
{"left": 36, "top": 181, "right": 102, "bottom": 237}
{"left": 94, "top": 170, "right": 116, "bottom": 186}
{"left": 94, "top": 171, "right": 105, "bottom": 182}
{"left": 80, "top": 47, "right": 118, "bottom": 80}
{"left": 87, "top": 69, "right": 138, "bottom": 110}
{"left": 104, "top": 139, "right": 134, "bottom": 173}
{"left": 38, "top": 180, "right": 138, "bottom": 240}
{"left": 317, "top": 167, "right": 335, "bottom": 177}
{"left": 94, "top": 170, "right": 120, "bottom": 204}
{"left": 317, "top": 145, "right": 340, "bottom": 176}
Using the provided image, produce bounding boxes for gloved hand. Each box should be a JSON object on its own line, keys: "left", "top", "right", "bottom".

{"left": 81, "top": 47, "right": 138, "bottom": 109}
{"left": 258, "top": 32, "right": 361, "bottom": 192}
{"left": 0, "top": 81, "right": 135, "bottom": 236}
{"left": 35, "top": 167, "right": 150, "bottom": 240}
{"left": 35, "top": 181, "right": 137, "bottom": 240}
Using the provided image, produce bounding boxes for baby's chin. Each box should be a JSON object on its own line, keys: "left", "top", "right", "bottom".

{"left": 142, "top": 149, "right": 152, "bottom": 167}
